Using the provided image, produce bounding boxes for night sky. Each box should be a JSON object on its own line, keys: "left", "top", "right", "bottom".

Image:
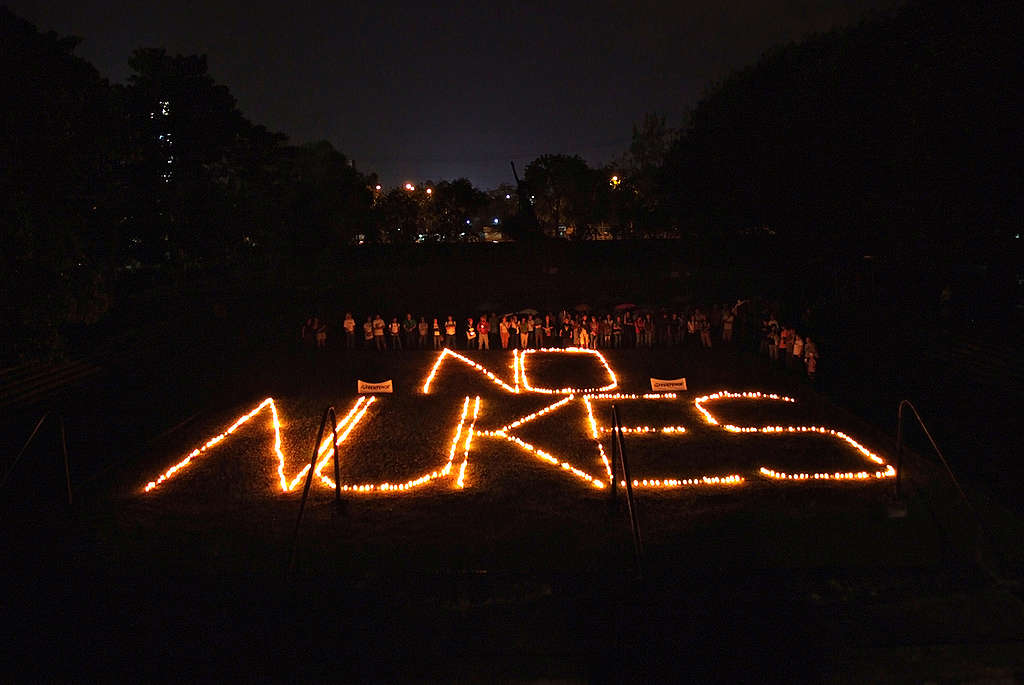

{"left": 9, "top": 0, "right": 898, "bottom": 189}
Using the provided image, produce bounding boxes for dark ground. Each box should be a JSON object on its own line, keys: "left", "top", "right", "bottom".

{"left": 3, "top": 243, "right": 1023, "bottom": 682}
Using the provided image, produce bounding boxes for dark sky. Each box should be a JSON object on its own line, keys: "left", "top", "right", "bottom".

{"left": 9, "top": 0, "right": 899, "bottom": 189}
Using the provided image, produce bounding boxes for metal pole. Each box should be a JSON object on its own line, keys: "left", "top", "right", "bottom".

{"left": 613, "top": 404, "right": 643, "bottom": 579}
{"left": 287, "top": 406, "right": 333, "bottom": 578}
{"left": 58, "top": 414, "right": 72, "bottom": 506}
{"left": 2, "top": 412, "right": 51, "bottom": 490}
{"left": 329, "top": 408, "right": 342, "bottom": 509}
{"left": 895, "top": 401, "right": 904, "bottom": 500}
{"left": 608, "top": 414, "right": 618, "bottom": 504}
{"left": 896, "top": 399, "right": 987, "bottom": 570}
{"left": 899, "top": 400, "right": 971, "bottom": 508}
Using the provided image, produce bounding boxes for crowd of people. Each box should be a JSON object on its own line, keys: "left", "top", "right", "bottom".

{"left": 300, "top": 299, "right": 819, "bottom": 379}
{"left": 758, "top": 313, "right": 818, "bottom": 380}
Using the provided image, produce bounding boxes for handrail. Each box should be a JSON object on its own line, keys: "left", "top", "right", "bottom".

{"left": 1, "top": 411, "right": 72, "bottom": 506}
{"left": 611, "top": 404, "right": 643, "bottom": 579}
{"left": 287, "top": 405, "right": 341, "bottom": 579}
{"left": 896, "top": 399, "right": 996, "bottom": 576}
{"left": 896, "top": 400, "right": 972, "bottom": 512}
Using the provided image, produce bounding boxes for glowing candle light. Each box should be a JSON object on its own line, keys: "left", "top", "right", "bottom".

{"left": 422, "top": 348, "right": 517, "bottom": 394}
{"left": 143, "top": 347, "right": 896, "bottom": 500}
{"left": 694, "top": 391, "right": 895, "bottom": 482}
{"left": 144, "top": 396, "right": 372, "bottom": 493}
{"left": 456, "top": 397, "right": 481, "bottom": 488}
{"left": 519, "top": 347, "right": 618, "bottom": 394}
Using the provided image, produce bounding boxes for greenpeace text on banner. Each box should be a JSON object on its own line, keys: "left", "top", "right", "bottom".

{"left": 650, "top": 377, "right": 687, "bottom": 391}
{"left": 357, "top": 380, "right": 393, "bottom": 394}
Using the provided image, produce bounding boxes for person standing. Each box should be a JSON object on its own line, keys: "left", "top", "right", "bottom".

{"left": 418, "top": 317, "right": 429, "bottom": 349}
{"left": 499, "top": 316, "right": 510, "bottom": 349}
{"left": 363, "top": 317, "right": 374, "bottom": 349}
{"left": 488, "top": 312, "right": 499, "bottom": 349}
{"left": 402, "top": 313, "right": 417, "bottom": 349}
{"left": 766, "top": 313, "right": 779, "bottom": 358}
{"left": 372, "top": 314, "right": 386, "bottom": 352}
{"left": 343, "top": 312, "right": 356, "bottom": 349}
{"left": 657, "top": 313, "right": 670, "bottom": 347}
{"left": 525, "top": 315, "right": 535, "bottom": 348}
{"left": 520, "top": 317, "right": 530, "bottom": 349}
{"left": 722, "top": 308, "right": 734, "bottom": 343}
{"left": 561, "top": 319, "right": 573, "bottom": 348}
{"left": 315, "top": 317, "right": 328, "bottom": 350}
{"left": 432, "top": 318, "right": 443, "bottom": 349}
{"left": 669, "top": 313, "right": 681, "bottom": 346}
{"left": 508, "top": 316, "right": 519, "bottom": 349}
{"left": 389, "top": 317, "right": 403, "bottom": 351}
{"left": 466, "top": 317, "right": 477, "bottom": 349}
{"left": 759, "top": 314, "right": 770, "bottom": 357}
{"left": 700, "top": 315, "right": 712, "bottom": 349}
{"left": 477, "top": 316, "right": 490, "bottom": 349}
{"left": 710, "top": 305, "right": 723, "bottom": 342}
{"left": 692, "top": 309, "right": 708, "bottom": 348}
{"left": 791, "top": 333, "right": 804, "bottom": 372}
{"left": 612, "top": 316, "right": 623, "bottom": 348}
{"left": 302, "top": 317, "right": 314, "bottom": 347}
{"left": 444, "top": 316, "right": 457, "bottom": 348}
{"left": 804, "top": 337, "right": 818, "bottom": 380}
{"left": 779, "top": 326, "right": 793, "bottom": 368}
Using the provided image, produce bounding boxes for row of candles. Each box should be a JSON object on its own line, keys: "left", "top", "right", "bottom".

{"left": 143, "top": 350, "right": 894, "bottom": 494}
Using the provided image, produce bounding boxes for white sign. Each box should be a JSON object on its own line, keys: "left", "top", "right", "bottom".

{"left": 650, "top": 377, "right": 687, "bottom": 391}
{"left": 357, "top": 380, "right": 393, "bottom": 394}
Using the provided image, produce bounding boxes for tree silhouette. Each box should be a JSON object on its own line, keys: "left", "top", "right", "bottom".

{"left": 1, "top": 8, "right": 122, "bottom": 359}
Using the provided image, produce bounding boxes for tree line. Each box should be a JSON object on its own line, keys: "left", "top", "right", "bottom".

{"left": 2, "top": 1, "right": 1018, "bottom": 359}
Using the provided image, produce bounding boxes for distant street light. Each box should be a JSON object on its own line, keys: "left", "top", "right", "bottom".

{"left": 426, "top": 188, "right": 432, "bottom": 195}
{"left": 404, "top": 182, "right": 415, "bottom": 191}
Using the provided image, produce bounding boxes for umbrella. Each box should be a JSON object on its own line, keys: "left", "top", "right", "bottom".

{"left": 519, "top": 307, "right": 539, "bottom": 315}
{"left": 614, "top": 303, "right": 637, "bottom": 311}
{"left": 574, "top": 303, "right": 591, "bottom": 312}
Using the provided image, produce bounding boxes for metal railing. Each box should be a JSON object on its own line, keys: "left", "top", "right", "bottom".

{"left": 609, "top": 404, "right": 643, "bottom": 579}
{"left": 287, "top": 405, "right": 342, "bottom": 578}
{"left": 895, "top": 399, "right": 995, "bottom": 574}
{"left": 895, "top": 399, "right": 971, "bottom": 509}
{"left": 1, "top": 411, "right": 72, "bottom": 506}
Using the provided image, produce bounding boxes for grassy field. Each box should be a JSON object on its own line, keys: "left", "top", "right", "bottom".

{"left": 5, "top": 346, "right": 1023, "bottom": 682}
